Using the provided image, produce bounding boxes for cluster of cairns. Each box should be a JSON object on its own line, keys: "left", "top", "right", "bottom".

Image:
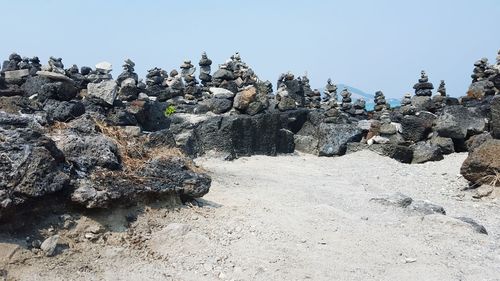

{"left": 466, "top": 50, "right": 500, "bottom": 98}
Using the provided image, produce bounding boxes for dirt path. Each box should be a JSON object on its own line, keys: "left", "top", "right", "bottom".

{"left": 2, "top": 151, "right": 500, "bottom": 281}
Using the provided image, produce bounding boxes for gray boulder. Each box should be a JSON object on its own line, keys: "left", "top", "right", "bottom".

{"left": 401, "top": 113, "right": 434, "bottom": 142}
{"left": 411, "top": 142, "right": 443, "bottom": 164}
{"left": 201, "top": 98, "right": 232, "bottom": 114}
{"left": 87, "top": 80, "right": 117, "bottom": 106}
{"left": 435, "top": 105, "right": 486, "bottom": 140}
{"left": 318, "top": 123, "right": 362, "bottom": 156}
{"left": 43, "top": 99, "right": 85, "bottom": 122}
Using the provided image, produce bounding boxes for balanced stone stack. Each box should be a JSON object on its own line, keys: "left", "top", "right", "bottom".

{"left": 437, "top": 80, "right": 446, "bottom": 96}
{"left": 180, "top": 60, "right": 196, "bottom": 79}
{"left": 1, "top": 53, "right": 22, "bottom": 72}
{"left": 1, "top": 53, "right": 30, "bottom": 85}
{"left": 373, "top": 91, "right": 389, "bottom": 111}
{"left": 275, "top": 82, "right": 297, "bottom": 111}
{"left": 212, "top": 64, "right": 236, "bottom": 90}
{"left": 65, "top": 64, "right": 87, "bottom": 90}
{"left": 413, "top": 71, "right": 434, "bottom": 96}
{"left": 352, "top": 98, "right": 367, "bottom": 118}
{"left": 302, "top": 76, "right": 320, "bottom": 108}
{"left": 199, "top": 52, "right": 212, "bottom": 86}
{"left": 322, "top": 78, "right": 337, "bottom": 103}
{"left": 163, "top": 69, "right": 188, "bottom": 101}
{"left": 467, "top": 56, "right": 497, "bottom": 98}
{"left": 400, "top": 93, "right": 416, "bottom": 115}
{"left": 471, "top": 58, "right": 489, "bottom": 82}
{"left": 182, "top": 68, "right": 200, "bottom": 101}
{"left": 145, "top": 67, "right": 168, "bottom": 97}
{"left": 116, "top": 59, "right": 139, "bottom": 101}
{"left": 340, "top": 88, "right": 353, "bottom": 112}
{"left": 276, "top": 72, "right": 305, "bottom": 108}
{"left": 85, "top": 61, "right": 113, "bottom": 83}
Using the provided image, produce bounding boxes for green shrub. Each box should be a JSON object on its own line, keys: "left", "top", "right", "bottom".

{"left": 164, "top": 105, "right": 176, "bottom": 117}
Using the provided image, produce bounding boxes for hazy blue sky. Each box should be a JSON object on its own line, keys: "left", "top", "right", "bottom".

{"left": 1, "top": 0, "right": 499, "bottom": 98}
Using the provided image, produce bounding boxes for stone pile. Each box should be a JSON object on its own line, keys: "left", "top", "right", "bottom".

{"left": 116, "top": 59, "right": 139, "bottom": 101}
{"left": 400, "top": 93, "right": 416, "bottom": 115}
{"left": 198, "top": 52, "right": 212, "bottom": 86}
{"left": 145, "top": 67, "right": 168, "bottom": 97}
{"left": 466, "top": 56, "right": 498, "bottom": 99}
{"left": 275, "top": 72, "right": 305, "bottom": 110}
{"left": 340, "top": 88, "right": 353, "bottom": 113}
{"left": 413, "top": 71, "right": 434, "bottom": 96}
{"left": 322, "top": 78, "right": 338, "bottom": 103}
{"left": 374, "top": 91, "right": 389, "bottom": 112}
{"left": 352, "top": 98, "right": 367, "bottom": 118}
{"left": 303, "top": 76, "right": 320, "bottom": 109}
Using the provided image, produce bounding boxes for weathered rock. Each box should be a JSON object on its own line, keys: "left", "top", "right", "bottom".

{"left": 233, "top": 86, "right": 257, "bottom": 111}
{"left": 246, "top": 101, "right": 265, "bottom": 116}
{"left": 0, "top": 96, "right": 42, "bottom": 114}
{"left": 316, "top": 123, "right": 363, "bottom": 156}
{"left": 40, "top": 235, "right": 59, "bottom": 257}
{"left": 21, "top": 76, "right": 77, "bottom": 102}
{"left": 212, "top": 69, "right": 234, "bottom": 81}
{"left": 411, "top": 142, "right": 443, "bottom": 164}
{"left": 52, "top": 121, "right": 120, "bottom": 172}
{"left": 0, "top": 114, "right": 69, "bottom": 220}
{"left": 430, "top": 135, "right": 455, "bottom": 155}
{"left": 87, "top": 80, "right": 117, "bottom": 106}
{"left": 370, "top": 192, "right": 413, "bottom": 208}
{"left": 455, "top": 217, "right": 488, "bottom": 235}
{"left": 202, "top": 98, "right": 232, "bottom": 114}
{"left": 71, "top": 157, "right": 211, "bottom": 208}
{"left": 36, "top": 70, "right": 68, "bottom": 81}
{"left": 401, "top": 114, "right": 434, "bottom": 142}
{"left": 465, "top": 132, "right": 493, "bottom": 153}
{"left": 209, "top": 87, "right": 235, "bottom": 99}
{"left": 408, "top": 200, "right": 446, "bottom": 215}
{"left": 127, "top": 100, "right": 170, "bottom": 131}
{"left": 43, "top": 99, "right": 85, "bottom": 122}
{"left": 4, "top": 69, "right": 30, "bottom": 84}
{"left": 411, "top": 96, "right": 435, "bottom": 112}
{"left": 491, "top": 95, "right": 500, "bottom": 139}
{"left": 461, "top": 139, "right": 500, "bottom": 186}
{"left": 346, "top": 143, "right": 413, "bottom": 163}
{"left": 435, "top": 105, "right": 486, "bottom": 140}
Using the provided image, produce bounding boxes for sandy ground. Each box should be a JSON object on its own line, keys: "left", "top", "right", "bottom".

{"left": 1, "top": 151, "right": 500, "bottom": 281}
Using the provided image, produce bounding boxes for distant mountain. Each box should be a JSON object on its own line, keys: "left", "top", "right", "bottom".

{"left": 328, "top": 84, "right": 401, "bottom": 111}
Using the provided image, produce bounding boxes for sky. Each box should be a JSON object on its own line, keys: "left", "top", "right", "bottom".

{"left": 1, "top": 0, "right": 499, "bottom": 98}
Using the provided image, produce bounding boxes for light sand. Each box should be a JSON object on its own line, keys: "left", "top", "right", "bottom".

{"left": 2, "top": 151, "right": 500, "bottom": 281}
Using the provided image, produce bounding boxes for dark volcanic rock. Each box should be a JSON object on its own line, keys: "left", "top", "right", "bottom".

{"left": 71, "top": 157, "right": 211, "bottom": 208}
{"left": 0, "top": 113, "right": 70, "bottom": 220}
{"left": 317, "top": 123, "right": 363, "bottom": 156}
{"left": 21, "top": 76, "right": 77, "bottom": 102}
{"left": 491, "top": 95, "right": 500, "bottom": 139}
{"left": 127, "top": 100, "right": 170, "bottom": 131}
{"left": 401, "top": 114, "right": 434, "bottom": 142}
{"left": 460, "top": 139, "right": 500, "bottom": 186}
{"left": 202, "top": 98, "right": 232, "bottom": 114}
{"left": 411, "top": 142, "right": 443, "bottom": 164}
{"left": 435, "top": 105, "right": 486, "bottom": 140}
{"left": 346, "top": 143, "right": 414, "bottom": 163}
{"left": 43, "top": 99, "right": 85, "bottom": 122}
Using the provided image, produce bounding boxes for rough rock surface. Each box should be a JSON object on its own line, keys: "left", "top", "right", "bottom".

{"left": 0, "top": 113, "right": 69, "bottom": 220}
{"left": 460, "top": 139, "right": 500, "bottom": 186}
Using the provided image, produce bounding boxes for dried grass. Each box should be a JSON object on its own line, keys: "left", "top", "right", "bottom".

{"left": 479, "top": 169, "right": 500, "bottom": 187}
{"left": 93, "top": 120, "right": 205, "bottom": 174}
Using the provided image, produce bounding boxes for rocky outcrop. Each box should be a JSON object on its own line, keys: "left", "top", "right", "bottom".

{"left": 0, "top": 113, "right": 70, "bottom": 220}
{"left": 461, "top": 139, "right": 500, "bottom": 186}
